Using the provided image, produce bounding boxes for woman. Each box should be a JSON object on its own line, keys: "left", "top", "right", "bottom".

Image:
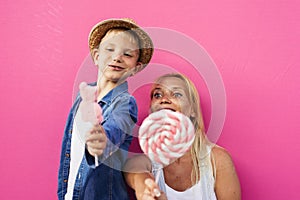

{"left": 124, "top": 73, "right": 241, "bottom": 200}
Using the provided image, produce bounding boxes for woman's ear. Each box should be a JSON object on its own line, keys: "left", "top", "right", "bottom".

{"left": 91, "top": 49, "right": 100, "bottom": 65}
{"left": 190, "top": 110, "right": 196, "bottom": 118}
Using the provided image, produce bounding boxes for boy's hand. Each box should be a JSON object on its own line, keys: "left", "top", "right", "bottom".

{"left": 86, "top": 124, "right": 107, "bottom": 156}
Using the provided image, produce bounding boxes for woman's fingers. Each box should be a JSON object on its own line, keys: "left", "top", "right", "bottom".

{"left": 145, "top": 178, "right": 161, "bottom": 197}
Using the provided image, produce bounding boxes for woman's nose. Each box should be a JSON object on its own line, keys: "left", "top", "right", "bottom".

{"left": 160, "top": 94, "right": 172, "bottom": 104}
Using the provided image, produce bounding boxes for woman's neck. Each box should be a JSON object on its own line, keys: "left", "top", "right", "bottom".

{"left": 163, "top": 152, "right": 194, "bottom": 191}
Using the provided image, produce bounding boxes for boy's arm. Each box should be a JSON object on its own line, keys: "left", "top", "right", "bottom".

{"left": 85, "top": 95, "right": 137, "bottom": 166}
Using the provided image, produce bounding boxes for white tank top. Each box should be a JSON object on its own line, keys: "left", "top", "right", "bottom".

{"left": 153, "top": 146, "right": 217, "bottom": 200}
{"left": 165, "top": 181, "right": 202, "bottom": 200}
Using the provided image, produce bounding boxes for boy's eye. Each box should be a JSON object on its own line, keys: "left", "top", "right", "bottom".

{"left": 106, "top": 48, "right": 114, "bottom": 52}
{"left": 124, "top": 53, "right": 133, "bottom": 57}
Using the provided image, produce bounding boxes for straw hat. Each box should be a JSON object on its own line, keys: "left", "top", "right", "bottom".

{"left": 88, "top": 18, "right": 154, "bottom": 68}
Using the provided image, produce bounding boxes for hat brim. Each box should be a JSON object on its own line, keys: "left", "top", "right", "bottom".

{"left": 89, "top": 19, "right": 153, "bottom": 69}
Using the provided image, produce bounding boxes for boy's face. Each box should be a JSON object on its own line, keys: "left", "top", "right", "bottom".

{"left": 92, "top": 30, "right": 142, "bottom": 83}
{"left": 150, "top": 77, "right": 194, "bottom": 118}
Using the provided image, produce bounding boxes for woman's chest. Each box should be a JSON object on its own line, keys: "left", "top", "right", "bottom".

{"left": 163, "top": 161, "right": 194, "bottom": 191}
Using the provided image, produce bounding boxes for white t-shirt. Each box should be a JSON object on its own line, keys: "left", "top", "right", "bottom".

{"left": 64, "top": 110, "right": 93, "bottom": 200}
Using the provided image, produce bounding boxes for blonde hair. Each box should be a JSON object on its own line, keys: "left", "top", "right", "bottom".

{"left": 151, "top": 73, "right": 213, "bottom": 184}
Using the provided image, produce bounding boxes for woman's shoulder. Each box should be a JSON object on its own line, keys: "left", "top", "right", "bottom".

{"left": 211, "top": 145, "right": 235, "bottom": 170}
{"left": 210, "top": 146, "right": 241, "bottom": 199}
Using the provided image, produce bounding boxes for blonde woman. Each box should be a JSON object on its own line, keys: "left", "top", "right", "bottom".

{"left": 124, "top": 73, "right": 241, "bottom": 200}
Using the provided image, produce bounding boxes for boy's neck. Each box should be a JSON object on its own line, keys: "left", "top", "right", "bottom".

{"left": 96, "top": 78, "right": 126, "bottom": 101}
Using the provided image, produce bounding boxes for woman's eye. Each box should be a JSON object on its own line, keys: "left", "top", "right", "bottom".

{"left": 173, "top": 92, "right": 183, "bottom": 98}
{"left": 153, "top": 92, "right": 162, "bottom": 99}
{"left": 106, "top": 48, "right": 114, "bottom": 52}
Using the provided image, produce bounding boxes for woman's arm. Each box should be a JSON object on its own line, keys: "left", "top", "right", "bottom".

{"left": 213, "top": 146, "right": 241, "bottom": 200}
{"left": 123, "top": 155, "right": 166, "bottom": 200}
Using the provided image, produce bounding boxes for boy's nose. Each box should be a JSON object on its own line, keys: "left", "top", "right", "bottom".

{"left": 112, "top": 52, "right": 122, "bottom": 62}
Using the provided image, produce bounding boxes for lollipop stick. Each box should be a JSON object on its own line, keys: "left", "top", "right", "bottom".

{"left": 155, "top": 169, "right": 161, "bottom": 184}
{"left": 95, "top": 154, "right": 98, "bottom": 167}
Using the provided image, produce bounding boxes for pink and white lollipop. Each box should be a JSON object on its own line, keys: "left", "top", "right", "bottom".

{"left": 138, "top": 109, "right": 195, "bottom": 166}
{"left": 77, "top": 82, "right": 103, "bottom": 167}
{"left": 79, "top": 82, "right": 103, "bottom": 124}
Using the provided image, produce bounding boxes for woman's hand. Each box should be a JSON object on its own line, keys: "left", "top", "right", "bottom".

{"left": 136, "top": 178, "right": 167, "bottom": 200}
{"left": 85, "top": 124, "right": 107, "bottom": 156}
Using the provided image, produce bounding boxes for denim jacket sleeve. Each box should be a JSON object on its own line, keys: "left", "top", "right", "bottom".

{"left": 57, "top": 94, "right": 81, "bottom": 199}
{"left": 85, "top": 94, "right": 138, "bottom": 167}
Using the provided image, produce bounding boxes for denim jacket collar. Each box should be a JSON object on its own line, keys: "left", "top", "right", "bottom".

{"left": 98, "top": 81, "right": 128, "bottom": 106}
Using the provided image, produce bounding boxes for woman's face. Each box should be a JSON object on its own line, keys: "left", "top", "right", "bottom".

{"left": 150, "top": 77, "right": 194, "bottom": 118}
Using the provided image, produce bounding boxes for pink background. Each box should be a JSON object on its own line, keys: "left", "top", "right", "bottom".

{"left": 1, "top": 0, "right": 299, "bottom": 199}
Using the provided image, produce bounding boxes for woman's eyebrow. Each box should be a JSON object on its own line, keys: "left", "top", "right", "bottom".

{"left": 153, "top": 86, "right": 162, "bottom": 90}
{"left": 167, "top": 86, "right": 185, "bottom": 92}
{"left": 171, "top": 86, "right": 183, "bottom": 90}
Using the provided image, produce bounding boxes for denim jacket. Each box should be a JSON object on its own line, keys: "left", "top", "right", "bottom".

{"left": 58, "top": 82, "right": 137, "bottom": 200}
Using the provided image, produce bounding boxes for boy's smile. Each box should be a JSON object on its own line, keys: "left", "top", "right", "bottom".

{"left": 92, "top": 30, "right": 142, "bottom": 84}
{"left": 108, "top": 64, "right": 125, "bottom": 71}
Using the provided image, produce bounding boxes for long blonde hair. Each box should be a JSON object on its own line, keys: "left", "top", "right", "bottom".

{"left": 151, "top": 73, "right": 212, "bottom": 184}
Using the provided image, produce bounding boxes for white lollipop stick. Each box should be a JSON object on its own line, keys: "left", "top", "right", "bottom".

{"left": 155, "top": 168, "right": 161, "bottom": 184}
{"left": 95, "top": 155, "right": 98, "bottom": 167}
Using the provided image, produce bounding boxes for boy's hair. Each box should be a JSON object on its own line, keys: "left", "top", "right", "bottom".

{"left": 88, "top": 18, "right": 153, "bottom": 70}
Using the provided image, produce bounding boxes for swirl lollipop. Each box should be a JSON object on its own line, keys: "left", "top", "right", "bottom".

{"left": 138, "top": 109, "right": 195, "bottom": 167}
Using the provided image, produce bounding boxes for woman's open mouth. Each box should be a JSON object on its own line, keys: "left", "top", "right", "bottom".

{"left": 159, "top": 108, "right": 176, "bottom": 112}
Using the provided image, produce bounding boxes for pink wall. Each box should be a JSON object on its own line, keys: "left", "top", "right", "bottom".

{"left": 1, "top": 0, "right": 300, "bottom": 199}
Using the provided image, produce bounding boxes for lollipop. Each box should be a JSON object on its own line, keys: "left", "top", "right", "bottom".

{"left": 78, "top": 82, "right": 103, "bottom": 124}
{"left": 138, "top": 109, "right": 195, "bottom": 166}
{"left": 77, "top": 82, "right": 103, "bottom": 166}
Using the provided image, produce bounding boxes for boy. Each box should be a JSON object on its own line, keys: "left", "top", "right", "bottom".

{"left": 58, "top": 18, "right": 153, "bottom": 200}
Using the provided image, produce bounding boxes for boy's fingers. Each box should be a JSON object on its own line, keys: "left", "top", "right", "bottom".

{"left": 89, "top": 149, "right": 103, "bottom": 156}
{"left": 88, "top": 124, "right": 104, "bottom": 134}
{"left": 86, "top": 132, "right": 106, "bottom": 142}
{"left": 86, "top": 140, "right": 106, "bottom": 149}
{"left": 86, "top": 142, "right": 104, "bottom": 156}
